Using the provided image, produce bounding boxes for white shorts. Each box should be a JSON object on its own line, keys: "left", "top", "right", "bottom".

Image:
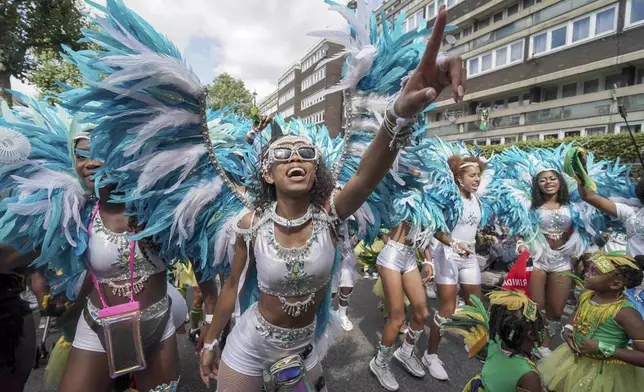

{"left": 433, "top": 247, "right": 481, "bottom": 285}
{"left": 376, "top": 240, "right": 417, "bottom": 274}
{"left": 220, "top": 302, "right": 318, "bottom": 376}
{"left": 533, "top": 250, "right": 571, "bottom": 273}
{"left": 72, "top": 296, "right": 176, "bottom": 353}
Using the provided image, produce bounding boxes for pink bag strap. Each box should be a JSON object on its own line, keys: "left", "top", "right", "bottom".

{"left": 86, "top": 202, "right": 137, "bottom": 308}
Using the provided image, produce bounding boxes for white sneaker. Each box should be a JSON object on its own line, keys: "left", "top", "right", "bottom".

{"left": 369, "top": 357, "right": 400, "bottom": 391}
{"left": 399, "top": 322, "right": 409, "bottom": 335}
{"left": 363, "top": 271, "right": 370, "bottom": 278}
{"left": 535, "top": 346, "right": 552, "bottom": 359}
{"left": 422, "top": 352, "right": 449, "bottom": 381}
{"left": 394, "top": 347, "right": 426, "bottom": 377}
{"left": 339, "top": 314, "right": 354, "bottom": 331}
{"left": 38, "top": 317, "right": 47, "bottom": 330}
{"left": 457, "top": 296, "right": 465, "bottom": 307}
{"left": 372, "top": 272, "right": 379, "bottom": 280}
{"left": 425, "top": 283, "right": 437, "bottom": 299}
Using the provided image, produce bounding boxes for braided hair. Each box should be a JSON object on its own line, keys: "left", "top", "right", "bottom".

{"left": 488, "top": 304, "right": 545, "bottom": 357}
{"left": 616, "top": 255, "right": 644, "bottom": 289}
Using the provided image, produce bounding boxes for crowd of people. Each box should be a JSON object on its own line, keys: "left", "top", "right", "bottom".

{"left": 1, "top": 1, "right": 644, "bottom": 392}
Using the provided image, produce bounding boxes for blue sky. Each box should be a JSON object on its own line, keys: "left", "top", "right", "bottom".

{"left": 12, "top": 0, "right": 383, "bottom": 101}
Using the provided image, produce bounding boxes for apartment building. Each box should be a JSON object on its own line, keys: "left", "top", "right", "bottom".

{"left": 374, "top": 0, "right": 644, "bottom": 147}
{"left": 258, "top": 40, "right": 346, "bottom": 137}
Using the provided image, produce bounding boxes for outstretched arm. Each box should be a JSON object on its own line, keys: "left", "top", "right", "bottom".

{"left": 333, "top": 5, "right": 465, "bottom": 220}
{"left": 577, "top": 183, "right": 618, "bottom": 217}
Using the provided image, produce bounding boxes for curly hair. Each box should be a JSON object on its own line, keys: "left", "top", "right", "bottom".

{"left": 616, "top": 255, "right": 644, "bottom": 289}
{"left": 447, "top": 155, "right": 485, "bottom": 180}
{"left": 636, "top": 177, "right": 644, "bottom": 204}
{"left": 253, "top": 135, "right": 334, "bottom": 213}
{"left": 488, "top": 304, "right": 545, "bottom": 357}
{"left": 531, "top": 170, "right": 570, "bottom": 209}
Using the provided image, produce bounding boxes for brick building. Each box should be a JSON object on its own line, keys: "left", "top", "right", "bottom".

{"left": 375, "top": 0, "right": 644, "bottom": 146}
{"left": 257, "top": 40, "right": 346, "bottom": 137}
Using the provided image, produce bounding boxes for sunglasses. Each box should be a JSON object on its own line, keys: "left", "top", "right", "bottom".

{"left": 271, "top": 146, "right": 318, "bottom": 162}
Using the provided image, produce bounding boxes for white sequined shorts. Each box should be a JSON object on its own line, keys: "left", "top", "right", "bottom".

{"left": 533, "top": 251, "right": 571, "bottom": 273}
{"left": 220, "top": 302, "right": 318, "bottom": 377}
{"left": 376, "top": 240, "right": 417, "bottom": 274}
{"left": 434, "top": 249, "right": 481, "bottom": 285}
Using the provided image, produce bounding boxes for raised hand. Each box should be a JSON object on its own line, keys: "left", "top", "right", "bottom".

{"left": 394, "top": 5, "right": 466, "bottom": 118}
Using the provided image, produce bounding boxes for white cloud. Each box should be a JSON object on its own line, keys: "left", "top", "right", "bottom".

{"left": 9, "top": 76, "right": 39, "bottom": 97}
{"left": 116, "top": 0, "right": 349, "bottom": 101}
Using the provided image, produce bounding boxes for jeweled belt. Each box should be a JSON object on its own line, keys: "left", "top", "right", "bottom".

{"left": 254, "top": 306, "right": 315, "bottom": 348}
{"left": 87, "top": 295, "right": 169, "bottom": 322}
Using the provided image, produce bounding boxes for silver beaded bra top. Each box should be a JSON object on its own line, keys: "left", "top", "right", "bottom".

{"left": 254, "top": 216, "right": 335, "bottom": 299}
{"left": 88, "top": 212, "right": 165, "bottom": 291}
{"left": 538, "top": 205, "right": 572, "bottom": 241}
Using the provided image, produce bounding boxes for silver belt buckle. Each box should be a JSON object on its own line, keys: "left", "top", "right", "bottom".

{"left": 263, "top": 355, "right": 314, "bottom": 392}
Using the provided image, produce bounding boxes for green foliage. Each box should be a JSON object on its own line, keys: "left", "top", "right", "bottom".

{"left": 28, "top": 49, "right": 84, "bottom": 102}
{"left": 0, "top": 0, "right": 85, "bottom": 78}
{"left": 206, "top": 73, "right": 254, "bottom": 116}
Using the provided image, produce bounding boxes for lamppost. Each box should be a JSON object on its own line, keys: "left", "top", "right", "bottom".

{"left": 252, "top": 89, "right": 257, "bottom": 106}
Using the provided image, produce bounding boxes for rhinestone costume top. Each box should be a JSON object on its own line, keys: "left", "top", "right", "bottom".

{"left": 253, "top": 212, "right": 336, "bottom": 298}
{"left": 538, "top": 205, "right": 572, "bottom": 241}
{"left": 88, "top": 211, "right": 165, "bottom": 283}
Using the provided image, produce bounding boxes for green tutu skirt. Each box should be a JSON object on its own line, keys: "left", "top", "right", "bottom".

{"left": 538, "top": 345, "right": 644, "bottom": 392}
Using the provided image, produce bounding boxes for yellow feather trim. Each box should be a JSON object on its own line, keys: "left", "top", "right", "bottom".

{"left": 488, "top": 290, "right": 538, "bottom": 321}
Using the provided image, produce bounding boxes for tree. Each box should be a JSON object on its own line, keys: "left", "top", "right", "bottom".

{"left": 28, "top": 49, "right": 84, "bottom": 102}
{"left": 206, "top": 73, "right": 254, "bottom": 116}
{"left": 0, "top": 0, "right": 85, "bottom": 104}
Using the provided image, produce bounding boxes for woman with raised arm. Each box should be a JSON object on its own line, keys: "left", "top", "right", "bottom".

{"left": 198, "top": 5, "right": 464, "bottom": 391}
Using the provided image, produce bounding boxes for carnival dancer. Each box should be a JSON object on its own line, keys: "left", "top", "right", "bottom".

{"left": 489, "top": 145, "right": 597, "bottom": 358}
{"left": 422, "top": 143, "right": 493, "bottom": 381}
{"left": 441, "top": 290, "right": 546, "bottom": 392}
{"left": 538, "top": 252, "right": 644, "bottom": 391}
{"left": 332, "top": 223, "right": 358, "bottom": 332}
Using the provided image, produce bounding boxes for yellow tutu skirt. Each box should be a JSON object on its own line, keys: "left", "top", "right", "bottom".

{"left": 538, "top": 345, "right": 644, "bottom": 392}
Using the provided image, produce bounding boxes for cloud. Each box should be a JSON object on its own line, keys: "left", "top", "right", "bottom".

{"left": 9, "top": 76, "right": 38, "bottom": 97}
{"left": 116, "top": 0, "right": 348, "bottom": 101}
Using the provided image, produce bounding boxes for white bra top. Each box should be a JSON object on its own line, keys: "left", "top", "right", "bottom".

{"left": 253, "top": 215, "right": 336, "bottom": 298}
{"left": 538, "top": 205, "right": 572, "bottom": 239}
{"left": 87, "top": 212, "right": 165, "bottom": 283}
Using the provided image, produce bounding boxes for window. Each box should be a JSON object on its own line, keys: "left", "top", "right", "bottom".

{"left": 278, "top": 89, "right": 295, "bottom": 105}
{"left": 426, "top": 2, "right": 437, "bottom": 20}
{"left": 529, "top": 5, "right": 617, "bottom": 58}
{"left": 494, "top": 99, "right": 505, "bottom": 110}
{"left": 301, "top": 67, "right": 326, "bottom": 91}
{"left": 405, "top": 10, "right": 424, "bottom": 32}
{"left": 619, "top": 124, "right": 642, "bottom": 133}
{"left": 302, "top": 90, "right": 325, "bottom": 110}
{"left": 562, "top": 83, "right": 577, "bottom": 98}
{"left": 477, "top": 18, "right": 490, "bottom": 30}
{"left": 583, "top": 79, "right": 599, "bottom": 94}
{"left": 638, "top": 68, "right": 644, "bottom": 84}
{"left": 626, "top": 0, "right": 644, "bottom": 27}
{"left": 496, "top": 47, "right": 508, "bottom": 67}
{"left": 462, "top": 25, "right": 472, "bottom": 37}
{"left": 281, "top": 106, "right": 294, "bottom": 118}
{"left": 508, "top": 3, "right": 520, "bottom": 16}
{"left": 464, "top": 140, "right": 475, "bottom": 146}
{"left": 595, "top": 7, "right": 616, "bottom": 35}
{"left": 572, "top": 16, "right": 590, "bottom": 42}
{"left": 490, "top": 138, "right": 502, "bottom": 145}
{"left": 565, "top": 130, "right": 581, "bottom": 138}
{"left": 504, "top": 136, "right": 517, "bottom": 143}
{"left": 467, "top": 40, "right": 524, "bottom": 77}
{"left": 586, "top": 126, "right": 607, "bottom": 136}
{"left": 493, "top": 12, "right": 504, "bottom": 23}
{"left": 302, "top": 48, "right": 327, "bottom": 71}
{"left": 475, "top": 139, "right": 487, "bottom": 146}
{"left": 544, "top": 133, "right": 559, "bottom": 140}
{"left": 542, "top": 86, "right": 558, "bottom": 101}
{"left": 508, "top": 96, "right": 520, "bottom": 108}
{"left": 604, "top": 74, "right": 623, "bottom": 90}
{"left": 523, "top": 0, "right": 535, "bottom": 8}
{"left": 303, "top": 110, "right": 325, "bottom": 125}
{"left": 278, "top": 72, "right": 295, "bottom": 90}
{"left": 525, "top": 134, "right": 540, "bottom": 141}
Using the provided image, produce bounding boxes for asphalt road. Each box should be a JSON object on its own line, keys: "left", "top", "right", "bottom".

{"left": 25, "top": 274, "right": 485, "bottom": 391}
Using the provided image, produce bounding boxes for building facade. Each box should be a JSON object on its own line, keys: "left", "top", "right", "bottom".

{"left": 375, "top": 0, "right": 644, "bottom": 148}
{"left": 259, "top": 40, "right": 346, "bottom": 137}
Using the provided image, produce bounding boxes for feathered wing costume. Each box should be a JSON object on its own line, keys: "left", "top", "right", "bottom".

{"left": 0, "top": 91, "right": 93, "bottom": 299}
{"left": 487, "top": 144, "right": 594, "bottom": 264}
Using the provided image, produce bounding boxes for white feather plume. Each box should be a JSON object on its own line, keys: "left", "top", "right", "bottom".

{"left": 171, "top": 177, "right": 224, "bottom": 243}
{"left": 123, "top": 108, "right": 200, "bottom": 156}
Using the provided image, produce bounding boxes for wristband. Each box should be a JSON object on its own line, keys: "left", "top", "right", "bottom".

{"left": 515, "top": 240, "right": 526, "bottom": 254}
{"left": 203, "top": 338, "right": 219, "bottom": 352}
{"left": 422, "top": 259, "right": 434, "bottom": 266}
{"left": 205, "top": 314, "right": 213, "bottom": 324}
{"left": 561, "top": 324, "right": 573, "bottom": 340}
{"left": 598, "top": 341, "right": 616, "bottom": 358}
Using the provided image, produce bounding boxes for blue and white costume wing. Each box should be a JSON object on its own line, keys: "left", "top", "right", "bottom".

{"left": 0, "top": 91, "right": 92, "bottom": 298}
{"left": 488, "top": 144, "right": 592, "bottom": 262}
{"left": 59, "top": 0, "right": 255, "bottom": 281}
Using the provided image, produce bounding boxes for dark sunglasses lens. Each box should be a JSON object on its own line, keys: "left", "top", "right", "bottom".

{"left": 298, "top": 147, "right": 316, "bottom": 160}
{"left": 273, "top": 147, "right": 292, "bottom": 160}
{"left": 276, "top": 367, "right": 302, "bottom": 383}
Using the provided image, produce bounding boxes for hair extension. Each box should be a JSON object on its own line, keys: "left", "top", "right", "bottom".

{"left": 488, "top": 304, "right": 545, "bottom": 357}
{"left": 531, "top": 170, "right": 570, "bottom": 209}
{"left": 253, "top": 135, "right": 333, "bottom": 213}
{"left": 616, "top": 255, "right": 644, "bottom": 289}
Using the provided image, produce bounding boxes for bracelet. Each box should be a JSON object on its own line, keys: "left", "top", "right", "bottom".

{"left": 205, "top": 314, "right": 213, "bottom": 324}
{"left": 598, "top": 341, "right": 616, "bottom": 358}
{"left": 203, "top": 338, "right": 219, "bottom": 352}
{"left": 382, "top": 98, "right": 415, "bottom": 151}
{"left": 561, "top": 324, "right": 573, "bottom": 340}
{"left": 515, "top": 240, "right": 526, "bottom": 254}
{"left": 422, "top": 259, "right": 434, "bottom": 266}
{"left": 246, "top": 129, "right": 257, "bottom": 140}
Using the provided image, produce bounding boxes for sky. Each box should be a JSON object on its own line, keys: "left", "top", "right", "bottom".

{"left": 11, "top": 0, "right": 386, "bottom": 102}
